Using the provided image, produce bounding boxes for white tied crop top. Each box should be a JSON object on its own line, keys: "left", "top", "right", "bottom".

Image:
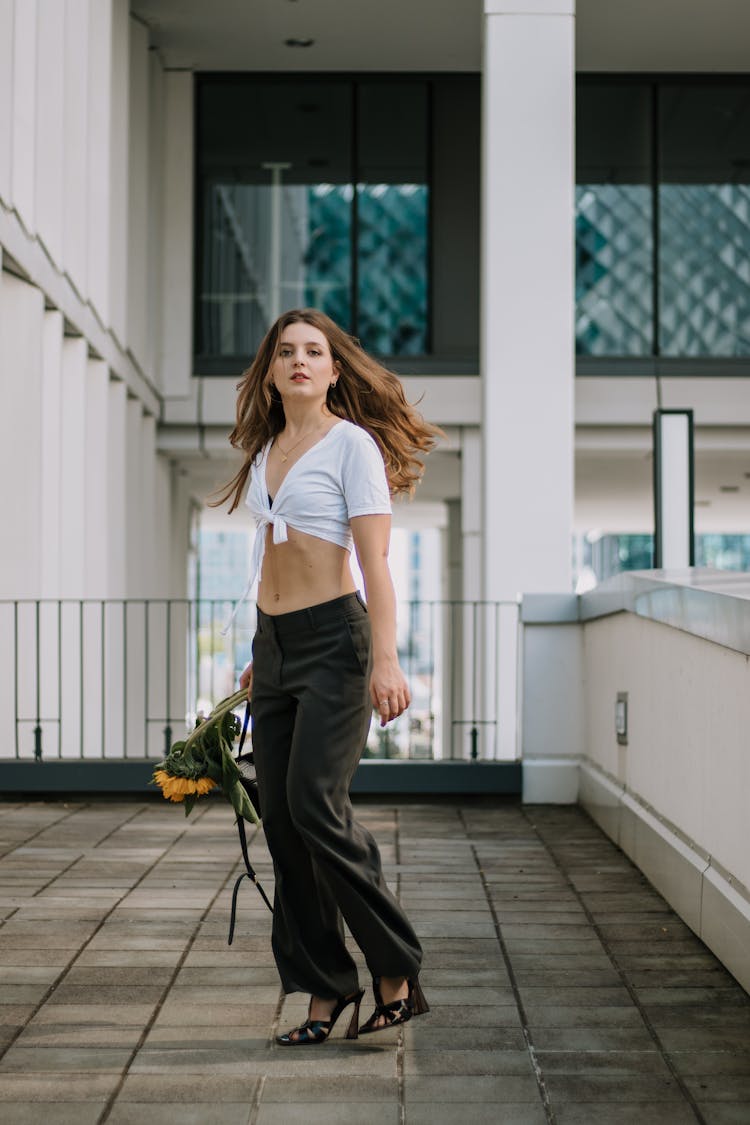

{"left": 224, "top": 420, "right": 391, "bottom": 629}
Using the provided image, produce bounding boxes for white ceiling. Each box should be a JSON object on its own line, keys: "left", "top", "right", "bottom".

{"left": 171, "top": 430, "right": 750, "bottom": 535}
{"left": 575, "top": 430, "right": 750, "bottom": 533}
{"left": 132, "top": 0, "right": 750, "bottom": 73}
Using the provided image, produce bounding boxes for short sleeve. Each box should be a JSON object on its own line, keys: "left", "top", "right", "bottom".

{"left": 341, "top": 426, "right": 392, "bottom": 518}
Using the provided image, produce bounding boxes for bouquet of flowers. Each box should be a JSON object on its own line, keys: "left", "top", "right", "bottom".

{"left": 152, "top": 688, "right": 260, "bottom": 825}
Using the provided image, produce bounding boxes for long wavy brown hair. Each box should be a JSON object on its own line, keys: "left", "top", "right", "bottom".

{"left": 212, "top": 309, "right": 444, "bottom": 512}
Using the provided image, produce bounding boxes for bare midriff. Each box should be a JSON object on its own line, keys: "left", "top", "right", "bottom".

{"left": 256, "top": 524, "right": 356, "bottom": 614}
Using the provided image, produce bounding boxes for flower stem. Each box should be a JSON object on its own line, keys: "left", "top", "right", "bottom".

{"left": 183, "top": 688, "right": 248, "bottom": 753}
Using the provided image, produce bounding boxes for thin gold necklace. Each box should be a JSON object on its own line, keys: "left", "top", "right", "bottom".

{"left": 276, "top": 424, "right": 325, "bottom": 463}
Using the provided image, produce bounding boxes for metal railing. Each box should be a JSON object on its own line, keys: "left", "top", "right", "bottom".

{"left": 0, "top": 598, "right": 520, "bottom": 764}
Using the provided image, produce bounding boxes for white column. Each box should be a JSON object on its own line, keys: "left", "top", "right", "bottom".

{"left": 40, "top": 310, "right": 64, "bottom": 597}
{"left": 481, "top": 0, "right": 575, "bottom": 601}
{"left": 169, "top": 467, "right": 192, "bottom": 600}
{"left": 146, "top": 49, "right": 165, "bottom": 379}
{"left": 127, "top": 16, "right": 150, "bottom": 371}
{"left": 106, "top": 379, "right": 127, "bottom": 597}
{"left": 460, "top": 429, "right": 483, "bottom": 602}
{"left": 125, "top": 396, "right": 144, "bottom": 596}
{"left": 88, "top": 0, "right": 113, "bottom": 326}
{"left": 59, "top": 337, "right": 88, "bottom": 598}
{"left": 109, "top": 0, "right": 130, "bottom": 347}
{"left": 35, "top": 0, "right": 65, "bottom": 267}
{"left": 160, "top": 72, "right": 194, "bottom": 397}
{"left": 140, "top": 412, "right": 157, "bottom": 593}
{"left": 84, "top": 359, "right": 110, "bottom": 597}
{"left": 152, "top": 453, "right": 172, "bottom": 597}
{"left": 0, "top": 273, "right": 44, "bottom": 597}
{"left": 63, "top": 0, "right": 90, "bottom": 297}
{"left": 0, "top": 0, "right": 13, "bottom": 204}
{"left": 10, "top": 0, "right": 37, "bottom": 234}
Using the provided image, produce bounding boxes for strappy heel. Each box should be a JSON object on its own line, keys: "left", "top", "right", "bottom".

{"left": 275, "top": 988, "right": 365, "bottom": 1046}
{"left": 358, "top": 976, "right": 430, "bottom": 1035}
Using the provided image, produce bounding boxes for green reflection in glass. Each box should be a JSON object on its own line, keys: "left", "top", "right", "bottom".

{"left": 357, "top": 184, "right": 428, "bottom": 356}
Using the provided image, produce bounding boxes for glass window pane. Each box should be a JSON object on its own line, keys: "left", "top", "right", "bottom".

{"left": 356, "top": 84, "right": 429, "bottom": 356}
{"left": 197, "top": 81, "right": 352, "bottom": 357}
{"left": 576, "top": 84, "right": 653, "bottom": 355}
{"left": 659, "top": 83, "right": 750, "bottom": 357}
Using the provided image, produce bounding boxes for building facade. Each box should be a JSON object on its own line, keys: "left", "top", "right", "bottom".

{"left": 2, "top": 0, "right": 750, "bottom": 761}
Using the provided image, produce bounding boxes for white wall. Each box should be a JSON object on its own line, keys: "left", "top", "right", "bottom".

{"left": 0, "top": 272, "right": 44, "bottom": 598}
{"left": 0, "top": 2, "right": 189, "bottom": 604}
{"left": 522, "top": 623, "right": 584, "bottom": 802}
{"left": 482, "top": 1, "right": 575, "bottom": 601}
{"left": 160, "top": 72, "right": 194, "bottom": 400}
{"left": 580, "top": 611, "right": 750, "bottom": 991}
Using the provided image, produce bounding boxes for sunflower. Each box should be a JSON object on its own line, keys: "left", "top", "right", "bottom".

{"left": 153, "top": 770, "right": 217, "bottom": 802}
{"left": 151, "top": 688, "right": 259, "bottom": 825}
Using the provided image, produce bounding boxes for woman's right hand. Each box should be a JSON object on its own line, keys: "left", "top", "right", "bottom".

{"left": 239, "top": 662, "right": 254, "bottom": 694}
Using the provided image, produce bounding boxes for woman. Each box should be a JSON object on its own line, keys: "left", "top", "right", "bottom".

{"left": 217, "top": 308, "right": 441, "bottom": 1046}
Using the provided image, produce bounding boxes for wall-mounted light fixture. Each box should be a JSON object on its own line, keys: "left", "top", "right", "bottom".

{"left": 615, "top": 692, "right": 628, "bottom": 746}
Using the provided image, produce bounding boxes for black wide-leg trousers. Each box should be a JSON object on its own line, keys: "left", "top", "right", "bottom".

{"left": 251, "top": 592, "right": 423, "bottom": 999}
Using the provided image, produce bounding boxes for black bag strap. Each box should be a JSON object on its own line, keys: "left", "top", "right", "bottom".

{"left": 227, "top": 698, "right": 273, "bottom": 945}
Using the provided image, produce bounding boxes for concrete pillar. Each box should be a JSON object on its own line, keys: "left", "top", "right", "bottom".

{"left": 127, "top": 16, "right": 150, "bottom": 371}
{"left": 153, "top": 453, "right": 173, "bottom": 598}
{"left": 481, "top": 0, "right": 575, "bottom": 600}
{"left": 106, "top": 379, "right": 127, "bottom": 598}
{"left": 445, "top": 499, "right": 462, "bottom": 605}
{"left": 84, "top": 359, "right": 110, "bottom": 597}
{"left": 460, "top": 429, "right": 482, "bottom": 602}
{"left": 0, "top": 1, "right": 13, "bottom": 204}
{"left": 10, "top": 0, "right": 37, "bottom": 234}
{"left": 59, "top": 337, "right": 88, "bottom": 598}
{"left": 147, "top": 52, "right": 165, "bottom": 379}
{"left": 160, "top": 72, "right": 194, "bottom": 397}
{"left": 35, "top": 0, "right": 65, "bottom": 267}
{"left": 125, "top": 396, "right": 144, "bottom": 596}
{"left": 40, "top": 310, "right": 64, "bottom": 597}
{"left": 63, "top": 0, "right": 90, "bottom": 296}
{"left": 109, "top": 0, "right": 130, "bottom": 346}
{"left": 482, "top": 1, "right": 575, "bottom": 766}
{"left": 88, "top": 0, "right": 113, "bottom": 325}
{"left": 0, "top": 273, "right": 44, "bottom": 597}
{"left": 140, "top": 412, "right": 157, "bottom": 591}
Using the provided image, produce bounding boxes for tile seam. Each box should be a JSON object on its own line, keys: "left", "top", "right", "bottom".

{"left": 0, "top": 802, "right": 169, "bottom": 1062}
{"left": 96, "top": 809, "right": 263, "bottom": 1122}
{"left": 521, "top": 807, "right": 708, "bottom": 1125}
{"left": 458, "top": 807, "right": 557, "bottom": 1125}
{"left": 88, "top": 805, "right": 260, "bottom": 1120}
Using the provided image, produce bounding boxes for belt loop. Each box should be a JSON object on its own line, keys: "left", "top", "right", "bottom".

{"left": 306, "top": 606, "right": 317, "bottom": 631}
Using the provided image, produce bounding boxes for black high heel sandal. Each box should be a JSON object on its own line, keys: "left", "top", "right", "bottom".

{"left": 275, "top": 989, "right": 365, "bottom": 1046}
{"left": 358, "top": 977, "right": 430, "bottom": 1035}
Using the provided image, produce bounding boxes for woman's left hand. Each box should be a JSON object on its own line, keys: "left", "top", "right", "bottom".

{"left": 370, "top": 658, "right": 411, "bottom": 726}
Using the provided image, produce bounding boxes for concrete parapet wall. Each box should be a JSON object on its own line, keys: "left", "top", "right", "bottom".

{"left": 580, "top": 611, "right": 750, "bottom": 992}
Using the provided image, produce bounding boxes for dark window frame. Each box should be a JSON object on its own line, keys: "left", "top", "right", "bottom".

{"left": 576, "top": 73, "right": 750, "bottom": 376}
{"left": 193, "top": 72, "right": 452, "bottom": 376}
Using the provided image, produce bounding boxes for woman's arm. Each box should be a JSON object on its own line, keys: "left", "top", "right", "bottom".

{"left": 350, "top": 514, "right": 410, "bottom": 726}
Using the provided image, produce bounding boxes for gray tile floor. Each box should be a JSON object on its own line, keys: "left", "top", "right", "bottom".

{"left": 0, "top": 797, "right": 748, "bottom": 1124}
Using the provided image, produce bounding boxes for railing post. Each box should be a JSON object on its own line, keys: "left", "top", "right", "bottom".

{"left": 33, "top": 724, "right": 43, "bottom": 762}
